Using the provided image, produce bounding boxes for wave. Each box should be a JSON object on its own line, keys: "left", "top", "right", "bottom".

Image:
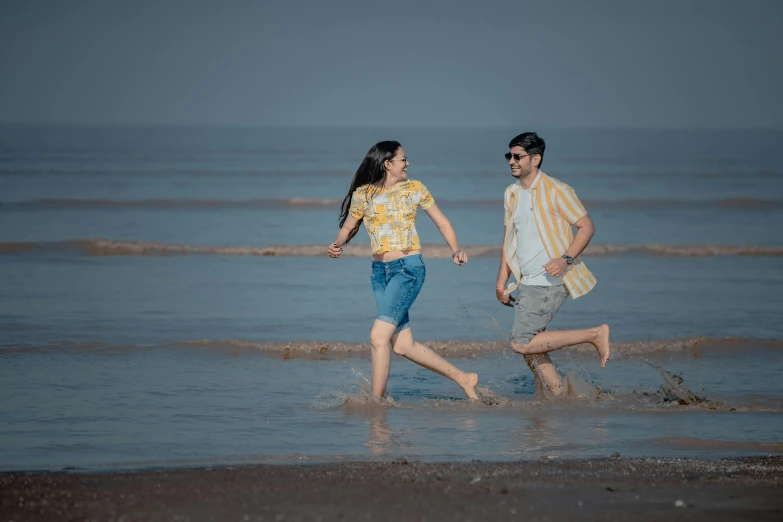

{"left": 0, "top": 198, "right": 343, "bottom": 209}
{"left": 583, "top": 197, "right": 783, "bottom": 209}
{"left": 3, "top": 337, "right": 781, "bottom": 413}
{"left": 3, "top": 336, "right": 779, "bottom": 357}
{"left": 1, "top": 239, "right": 782, "bottom": 258}
{"left": 0, "top": 168, "right": 355, "bottom": 178}
{"left": 179, "top": 337, "right": 783, "bottom": 358}
{"left": 2, "top": 197, "right": 781, "bottom": 211}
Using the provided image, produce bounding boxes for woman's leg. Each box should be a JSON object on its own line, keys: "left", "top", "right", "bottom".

{"left": 391, "top": 328, "right": 479, "bottom": 400}
{"left": 369, "top": 262, "right": 396, "bottom": 398}
{"left": 369, "top": 320, "right": 397, "bottom": 397}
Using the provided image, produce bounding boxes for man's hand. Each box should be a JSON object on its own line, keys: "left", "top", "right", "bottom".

{"left": 327, "top": 243, "right": 343, "bottom": 258}
{"left": 496, "top": 287, "right": 515, "bottom": 307}
{"left": 544, "top": 257, "right": 568, "bottom": 278}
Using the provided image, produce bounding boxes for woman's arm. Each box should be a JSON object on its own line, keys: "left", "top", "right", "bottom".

{"left": 423, "top": 204, "right": 467, "bottom": 265}
{"left": 327, "top": 215, "right": 362, "bottom": 258}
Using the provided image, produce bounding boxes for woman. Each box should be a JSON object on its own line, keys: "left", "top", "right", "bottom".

{"left": 328, "top": 141, "right": 479, "bottom": 400}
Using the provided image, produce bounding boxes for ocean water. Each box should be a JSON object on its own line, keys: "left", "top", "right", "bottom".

{"left": 0, "top": 125, "right": 782, "bottom": 471}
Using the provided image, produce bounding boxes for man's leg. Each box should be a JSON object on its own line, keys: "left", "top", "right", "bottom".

{"left": 523, "top": 353, "right": 564, "bottom": 396}
{"left": 510, "top": 285, "right": 571, "bottom": 395}
{"left": 511, "top": 324, "right": 611, "bottom": 368}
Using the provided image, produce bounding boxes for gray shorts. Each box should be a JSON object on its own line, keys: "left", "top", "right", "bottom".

{"left": 510, "top": 284, "right": 570, "bottom": 345}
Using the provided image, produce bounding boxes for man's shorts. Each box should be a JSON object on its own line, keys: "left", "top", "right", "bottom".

{"left": 510, "top": 284, "right": 570, "bottom": 345}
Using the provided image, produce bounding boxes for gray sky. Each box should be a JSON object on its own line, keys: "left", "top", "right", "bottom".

{"left": 1, "top": 0, "right": 781, "bottom": 128}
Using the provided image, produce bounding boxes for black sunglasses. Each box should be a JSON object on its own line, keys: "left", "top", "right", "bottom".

{"left": 505, "top": 153, "right": 531, "bottom": 162}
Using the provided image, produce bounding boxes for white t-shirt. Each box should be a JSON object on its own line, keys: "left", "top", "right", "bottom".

{"left": 513, "top": 184, "right": 565, "bottom": 287}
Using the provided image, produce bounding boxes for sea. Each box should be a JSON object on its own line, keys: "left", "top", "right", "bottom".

{"left": 1, "top": 125, "right": 782, "bottom": 472}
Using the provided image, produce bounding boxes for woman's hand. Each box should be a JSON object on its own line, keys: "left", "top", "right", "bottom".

{"left": 452, "top": 250, "right": 468, "bottom": 266}
{"left": 327, "top": 243, "right": 343, "bottom": 258}
{"left": 328, "top": 216, "right": 361, "bottom": 259}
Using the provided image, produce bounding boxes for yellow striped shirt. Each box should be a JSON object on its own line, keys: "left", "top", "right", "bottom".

{"left": 503, "top": 172, "right": 597, "bottom": 299}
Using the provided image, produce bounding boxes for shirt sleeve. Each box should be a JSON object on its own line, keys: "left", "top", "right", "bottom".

{"left": 555, "top": 186, "right": 587, "bottom": 225}
{"left": 349, "top": 189, "right": 365, "bottom": 219}
{"left": 418, "top": 182, "right": 435, "bottom": 210}
{"left": 503, "top": 187, "right": 513, "bottom": 227}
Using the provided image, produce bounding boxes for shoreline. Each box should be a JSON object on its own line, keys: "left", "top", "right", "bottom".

{"left": 2, "top": 456, "right": 781, "bottom": 521}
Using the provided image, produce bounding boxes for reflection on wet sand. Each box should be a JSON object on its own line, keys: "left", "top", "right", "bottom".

{"left": 339, "top": 391, "right": 398, "bottom": 456}
{"left": 646, "top": 436, "right": 783, "bottom": 453}
{"left": 366, "top": 407, "right": 393, "bottom": 456}
{"left": 509, "top": 413, "right": 613, "bottom": 459}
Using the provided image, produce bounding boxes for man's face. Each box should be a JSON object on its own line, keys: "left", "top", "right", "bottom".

{"left": 508, "top": 145, "right": 535, "bottom": 179}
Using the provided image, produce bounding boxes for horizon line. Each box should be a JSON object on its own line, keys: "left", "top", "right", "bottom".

{"left": 1, "top": 121, "right": 783, "bottom": 132}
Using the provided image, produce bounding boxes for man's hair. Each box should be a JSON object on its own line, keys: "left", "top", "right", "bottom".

{"left": 509, "top": 132, "right": 545, "bottom": 168}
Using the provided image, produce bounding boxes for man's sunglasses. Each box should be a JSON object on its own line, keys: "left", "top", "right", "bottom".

{"left": 505, "top": 153, "right": 531, "bottom": 162}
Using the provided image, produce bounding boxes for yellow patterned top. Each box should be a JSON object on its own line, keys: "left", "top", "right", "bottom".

{"left": 349, "top": 180, "right": 435, "bottom": 254}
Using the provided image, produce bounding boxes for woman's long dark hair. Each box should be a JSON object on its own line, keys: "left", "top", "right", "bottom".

{"left": 338, "top": 141, "right": 401, "bottom": 231}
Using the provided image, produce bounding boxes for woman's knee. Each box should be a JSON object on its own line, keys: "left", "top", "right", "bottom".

{"left": 391, "top": 329, "right": 413, "bottom": 356}
{"left": 370, "top": 328, "right": 392, "bottom": 349}
{"left": 391, "top": 340, "right": 409, "bottom": 356}
{"left": 511, "top": 341, "right": 532, "bottom": 355}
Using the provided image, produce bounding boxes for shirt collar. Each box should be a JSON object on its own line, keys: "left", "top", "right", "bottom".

{"left": 517, "top": 170, "right": 543, "bottom": 190}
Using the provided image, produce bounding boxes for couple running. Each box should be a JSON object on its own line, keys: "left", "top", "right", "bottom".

{"left": 327, "top": 132, "right": 610, "bottom": 401}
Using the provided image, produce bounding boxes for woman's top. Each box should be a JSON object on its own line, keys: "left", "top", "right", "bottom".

{"left": 349, "top": 179, "right": 435, "bottom": 254}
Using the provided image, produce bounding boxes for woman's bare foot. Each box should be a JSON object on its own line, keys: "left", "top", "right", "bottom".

{"left": 592, "top": 324, "right": 611, "bottom": 369}
{"left": 459, "top": 372, "right": 480, "bottom": 400}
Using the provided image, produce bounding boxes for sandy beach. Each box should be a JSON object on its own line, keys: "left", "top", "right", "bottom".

{"left": 2, "top": 456, "right": 781, "bottom": 521}
{"left": 3, "top": 0, "right": 783, "bottom": 516}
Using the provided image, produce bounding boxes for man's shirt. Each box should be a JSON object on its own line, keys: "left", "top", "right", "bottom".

{"left": 512, "top": 172, "right": 564, "bottom": 287}
{"left": 503, "top": 171, "right": 597, "bottom": 299}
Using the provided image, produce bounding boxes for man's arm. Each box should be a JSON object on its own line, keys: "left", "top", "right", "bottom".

{"left": 564, "top": 214, "right": 595, "bottom": 259}
{"left": 496, "top": 226, "right": 514, "bottom": 306}
{"left": 543, "top": 214, "right": 595, "bottom": 277}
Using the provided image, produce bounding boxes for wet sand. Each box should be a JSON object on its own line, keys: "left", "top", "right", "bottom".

{"left": 2, "top": 457, "right": 781, "bottom": 521}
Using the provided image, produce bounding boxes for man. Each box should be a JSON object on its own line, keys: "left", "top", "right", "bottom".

{"left": 496, "top": 132, "right": 610, "bottom": 397}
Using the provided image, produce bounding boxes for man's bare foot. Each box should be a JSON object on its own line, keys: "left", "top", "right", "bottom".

{"left": 460, "top": 372, "right": 480, "bottom": 400}
{"left": 546, "top": 382, "right": 565, "bottom": 397}
{"left": 593, "top": 324, "right": 611, "bottom": 369}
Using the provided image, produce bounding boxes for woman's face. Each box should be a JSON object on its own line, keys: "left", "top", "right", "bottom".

{"left": 385, "top": 147, "right": 409, "bottom": 180}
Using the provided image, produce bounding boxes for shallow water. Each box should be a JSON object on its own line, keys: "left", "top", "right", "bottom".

{"left": 2, "top": 344, "right": 782, "bottom": 471}
{"left": 1, "top": 125, "right": 781, "bottom": 471}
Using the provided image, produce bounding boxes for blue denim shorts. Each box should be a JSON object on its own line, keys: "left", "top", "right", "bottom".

{"left": 510, "top": 284, "right": 570, "bottom": 344}
{"left": 371, "top": 254, "right": 426, "bottom": 333}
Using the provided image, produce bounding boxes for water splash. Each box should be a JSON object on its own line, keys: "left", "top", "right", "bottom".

{"left": 455, "top": 296, "right": 472, "bottom": 331}
{"left": 640, "top": 360, "right": 720, "bottom": 408}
